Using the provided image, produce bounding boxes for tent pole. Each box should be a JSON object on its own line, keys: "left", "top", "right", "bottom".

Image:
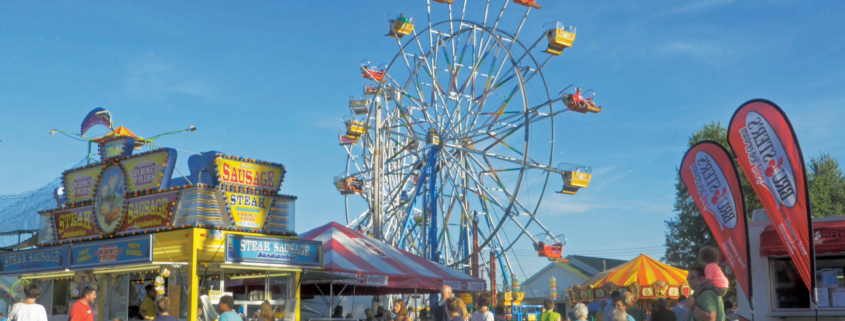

{"left": 331, "top": 282, "right": 335, "bottom": 314}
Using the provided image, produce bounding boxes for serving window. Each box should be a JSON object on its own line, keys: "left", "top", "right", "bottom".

{"left": 770, "top": 256, "right": 845, "bottom": 310}
{"left": 200, "top": 268, "right": 296, "bottom": 321}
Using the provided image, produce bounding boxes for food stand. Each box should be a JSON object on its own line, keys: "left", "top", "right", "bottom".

{"left": 566, "top": 254, "right": 690, "bottom": 309}
{"left": 0, "top": 123, "right": 323, "bottom": 321}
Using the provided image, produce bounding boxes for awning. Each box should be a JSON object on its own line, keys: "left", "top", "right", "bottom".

{"left": 760, "top": 220, "right": 845, "bottom": 257}
{"left": 298, "top": 222, "right": 485, "bottom": 296}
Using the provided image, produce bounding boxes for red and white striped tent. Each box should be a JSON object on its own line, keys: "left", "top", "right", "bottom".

{"left": 299, "top": 222, "right": 486, "bottom": 295}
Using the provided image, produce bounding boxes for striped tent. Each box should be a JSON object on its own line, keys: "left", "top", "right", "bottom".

{"left": 568, "top": 254, "right": 689, "bottom": 303}
{"left": 583, "top": 254, "right": 688, "bottom": 288}
{"left": 299, "top": 222, "right": 485, "bottom": 295}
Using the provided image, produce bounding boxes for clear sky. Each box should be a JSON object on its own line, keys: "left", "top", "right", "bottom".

{"left": 1, "top": 0, "right": 844, "bottom": 278}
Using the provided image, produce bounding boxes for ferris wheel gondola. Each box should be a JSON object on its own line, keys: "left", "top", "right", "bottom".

{"left": 336, "top": 1, "right": 603, "bottom": 287}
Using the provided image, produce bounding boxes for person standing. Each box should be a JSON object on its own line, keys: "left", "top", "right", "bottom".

{"left": 141, "top": 285, "right": 158, "bottom": 320}
{"left": 493, "top": 306, "right": 506, "bottom": 321}
{"left": 445, "top": 298, "right": 464, "bottom": 321}
{"left": 611, "top": 296, "right": 634, "bottom": 321}
{"left": 539, "top": 299, "right": 560, "bottom": 321}
{"left": 376, "top": 306, "right": 387, "bottom": 321}
{"left": 595, "top": 300, "right": 608, "bottom": 321}
{"left": 611, "top": 309, "right": 630, "bottom": 321}
{"left": 687, "top": 267, "right": 724, "bottom": 321}
{"left": 8, "top": 283, "right": 48, "bottom": 321}
{"left": 649, "top": 299, "right": 676, "bottom": 321}
{"left": 672, "top": 296, "right": 691, "bottom": 321}
{"left": 573, "top": 303, "right": 588, "bottom": 321}
{"left": 470, "top": 293, "right": 494, "bottom": 321}
{"left": 394, "top": 300, "right": 410, "bottom": 321}
{"left": 604, "top": 292, "right": 621, "bottom": 321}
{"left": 366, "top": 309, "right": 377, "bottom": 321}
{"left": 432, "top": 285, "right": 455, "bottom": 321}
{"left": 217, "top": 296, "right": 244, "bottom": 321}
{"left": 624, "top": 293, "right": 645, "bottom": 321}
{"left": 69, "top": 287, "right": 97, "bottom": 321}
{"left": 153, "top": 297, "right": 178, "bottom": 321}
{"left": 253, "top": 301, "right": 274, "bottom": 321}
{"left": 332, "top": 306, "right": 345, "bottom": 319}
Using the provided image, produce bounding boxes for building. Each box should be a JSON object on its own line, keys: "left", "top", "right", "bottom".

{"left": 521, "top": 255, "right": 626, "bottom": 313}
{"left": 739, "top": 209, "right": 845, "bottom": 320}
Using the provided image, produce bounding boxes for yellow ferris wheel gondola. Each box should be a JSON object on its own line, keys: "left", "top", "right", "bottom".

{"left": 543, "top": 22, "right": 576, "bottom": 56}
{"left": 387, "top": 14, "right": 415, "bottom": 40}
{"left": 556, "top": 163, "right": 591, "bottom": 195}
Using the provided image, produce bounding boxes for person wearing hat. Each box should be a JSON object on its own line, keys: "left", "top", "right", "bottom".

{"left": 140, "top": 285, "right": 158, "bottom": 320}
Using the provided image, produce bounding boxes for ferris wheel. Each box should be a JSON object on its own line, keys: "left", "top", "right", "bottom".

{"left": 334, "top": 0, "right": 602, "bottom": 286}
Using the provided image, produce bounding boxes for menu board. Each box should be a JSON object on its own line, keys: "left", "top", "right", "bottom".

{"left": 121, "top": 149, "right": 177, "bottom": 192}
{"left": 63, "top": 165, "right": 105, "bottom": 203}
{"left": 52, "top": 206, "right": 102, "bottom": 241}
{"left": 214, "top": 158, "right": 284, "bottom": 190}
{"left": 120, "top": 191, "right": 179, "bottom": 233}
{"left": 224, "top": 192, "right": 272, "bottom": 229}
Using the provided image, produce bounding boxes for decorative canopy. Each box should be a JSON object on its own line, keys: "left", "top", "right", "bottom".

{"left": 299, "top": 222, "right": 485, "bottom": 296}
{"left": 568, "top": 254, "right": 690, "bottom": 303}
{"left": 584, "top": 254, "right": 688, "bottom": 288}
{"left": 95, "top": 125, "right": 142, "bottom": 140}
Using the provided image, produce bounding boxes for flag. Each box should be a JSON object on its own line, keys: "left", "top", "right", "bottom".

{"left": 679, "top": 141, "right": 752, "bottom": 301}
{"left": 727, "top": 99, "right": 814, "bottom": 292}
{"left": 80, "top": 107, "right": 114, "bottom": 136}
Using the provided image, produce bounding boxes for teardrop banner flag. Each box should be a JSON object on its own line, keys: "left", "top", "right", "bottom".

{"left": 680, "top": 141, "right": 752, "bottom": 301}
{"left": 727, "top": 99, "right": 814, "bottom": 292}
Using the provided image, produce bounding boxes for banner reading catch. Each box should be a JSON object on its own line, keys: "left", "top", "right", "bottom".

{"left": 679, "top": 141, "right": 752, "bottom": 301}
{"left": 727, "top": 99, "right": 814, "bottom": 292}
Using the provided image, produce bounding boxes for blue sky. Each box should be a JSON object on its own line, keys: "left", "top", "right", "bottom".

{"left": 1, "top": 0, "right": 844, "bottom": 278}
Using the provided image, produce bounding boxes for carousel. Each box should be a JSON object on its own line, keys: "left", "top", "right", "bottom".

{"left": 567, "top": 254, "right": 690, "bottom": 308}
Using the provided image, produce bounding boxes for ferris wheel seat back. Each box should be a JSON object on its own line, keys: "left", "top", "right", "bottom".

{"left": 534, "top": 241, "right": 564, "bottom": 261}
{"left": 513, "top": 0, "right": 541, "bottom": 9}
{"left": 339, "top": 134, "right": 359, "bottom": 146}
{"left": 387, "top": 19, "right": 415, "bottom": 39}
{"left": 345, "top": 120, "right": 367, "bottom": 136}
{"left": 334, "top": 174, "right": 364, "bottom": 195}
{"left": 349, "top": 97, "right": 369, "bottom": 115}
{"left": 432, "top": 0, "right": 455, "bottom": 4}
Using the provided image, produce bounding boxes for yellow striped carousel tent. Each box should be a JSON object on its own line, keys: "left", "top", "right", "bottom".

{"left": 567, "top": 254, "right": 691, "bottom": 303}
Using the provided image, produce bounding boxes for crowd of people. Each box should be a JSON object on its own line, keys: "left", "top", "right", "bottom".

{"left": 0, "top": 247, "right": 732, "bottom": 321}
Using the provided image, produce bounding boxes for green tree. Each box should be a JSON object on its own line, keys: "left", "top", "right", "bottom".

{"left": 809, "top": 153, "right": 845, "bottom": 217}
